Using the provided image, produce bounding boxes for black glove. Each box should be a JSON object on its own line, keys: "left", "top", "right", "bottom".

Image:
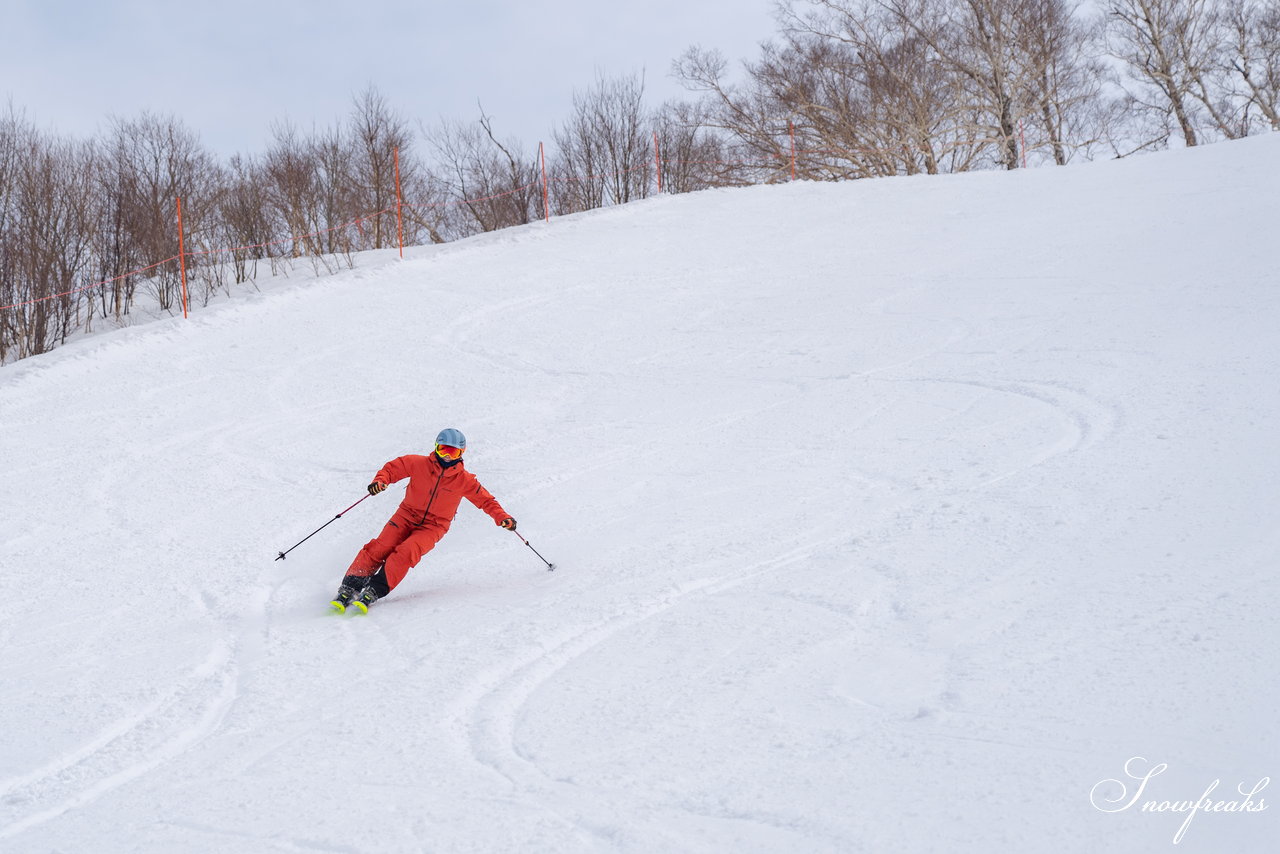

{"left": 499, "top": 517, "right": 517, "bottom": 531}
{"left": 368, "top": 481, "right": 387, "bottom": 495}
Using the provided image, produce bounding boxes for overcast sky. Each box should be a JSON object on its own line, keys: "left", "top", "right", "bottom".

{"left": 2, "top": 0, "right": 778, "bottom": 157}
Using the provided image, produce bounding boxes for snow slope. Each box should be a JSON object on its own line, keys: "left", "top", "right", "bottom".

{"left": 1, "top": 136, "right": 1277, "bottom": 853}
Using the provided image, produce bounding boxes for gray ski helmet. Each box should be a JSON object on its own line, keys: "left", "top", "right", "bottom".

{"left": 435, "top": 427, "right": 466, "bottom": 450}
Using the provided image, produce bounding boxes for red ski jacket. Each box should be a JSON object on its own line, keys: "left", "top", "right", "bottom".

{"left": 373, "top": 454, "right": 509, "bottom": 530}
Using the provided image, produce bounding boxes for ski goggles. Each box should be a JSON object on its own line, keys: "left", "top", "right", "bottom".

{"left": 435, "top": 443, "right": 464, "bottom": 460}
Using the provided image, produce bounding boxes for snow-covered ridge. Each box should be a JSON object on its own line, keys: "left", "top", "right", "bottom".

{"left": 2, "top": 135, "right": 1277, "bottom": 853}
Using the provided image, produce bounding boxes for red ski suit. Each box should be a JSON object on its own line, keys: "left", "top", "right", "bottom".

{"left": 347, "top": 453, "right": 510, "bottom": 591}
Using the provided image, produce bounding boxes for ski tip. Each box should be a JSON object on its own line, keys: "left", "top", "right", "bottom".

{"left": 328, "top": 600, "right": 347, "bottom": 614}
{"left": 351, "top": 600, "right": 369, "bottom": 615}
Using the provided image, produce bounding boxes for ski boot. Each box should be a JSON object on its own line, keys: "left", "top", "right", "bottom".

{"left": 329, "top": 583, "right": 360, "bottom": 614}
{"left": 350, "top": 584, "right": 381, "bottom": 615}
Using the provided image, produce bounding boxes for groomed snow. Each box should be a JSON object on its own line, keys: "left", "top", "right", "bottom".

{"left": 1, "top": 135, "right": 1277, "bottom": 853}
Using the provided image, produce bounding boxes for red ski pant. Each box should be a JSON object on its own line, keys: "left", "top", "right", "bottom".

{"left": 347, "top": 508, "right": 448, "bottom": 592}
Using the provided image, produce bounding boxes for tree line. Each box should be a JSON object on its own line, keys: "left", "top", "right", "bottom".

{"left": 2, "top": 0, "right": 1276, "bottom": 363}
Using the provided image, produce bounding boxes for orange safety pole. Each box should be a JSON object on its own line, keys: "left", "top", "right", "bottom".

{"left": 539, "top": 142, "right": 550, "bottom": 223}
{"left": 176, "top": 197, "right": 189, "bottom": 319}
{"left": 789, "top": 121, "right": 796, "bottom": 181}
{"left": 394, "top": 147, "right": 404, "bottom": 258}
{"left": 653, "top": 131, "right": 662, "bottom": 193}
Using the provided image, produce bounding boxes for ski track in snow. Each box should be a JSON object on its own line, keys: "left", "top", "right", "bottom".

{"left": 0, "top": 504, "right": 281, "bottom": 842}
{"left": 0, "top": 638, "right": 239, "bottom": 840}
{"left": 447, "top": 533, "right": 861, "bottom": 848}
{"left": 890, "top": 375, "right": 1122, "bottom": 489}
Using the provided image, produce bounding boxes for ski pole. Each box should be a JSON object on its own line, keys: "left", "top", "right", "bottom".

{"left": 513, "top": 530, "right": 556, "bottom": 571}
{"left": 275, "top": 493, "right": 371, "bottom": 561}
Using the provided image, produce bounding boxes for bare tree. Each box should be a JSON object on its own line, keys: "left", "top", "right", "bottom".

{"left": 424, "top": 110, "right": 540, "bottom": 237}
{"left": 674, "top": 45, "right": 796, "bottom": 183}
{"left": 1177, "top": 2, "right": 1256, "bottom": 139}
{"left": 350, "top": 85, "right": 414, "bottom": 250}
{"left": 262, "top": 120, "right": 324, "bottom": 259}
{"left": 310, "top": 123, "right": 357, "bottom": 261}
{"left": 397, "top": 165, "right": 452, "bottom": 246}
{"left": 3, "top": 130, "right": 98, "bottom": 358}
{"left": 552, "top": 71, "right": 654, "bottom": 212}
{"left": 682, "top": 1, "right": 1107, "bottom": 179}
{"left": 0, "top": 102, "right": 19, "bottom": 234}
{"left": 98, "top": 112, "right": 219, "bottom": 315}
{"left": 871, "top": 0, "right": 1062, "bottom": 170}
{"left": 1223, "top": 0, "right": 1280, "bottom": 130}
{"left": 0, "top": 103, "right": 26, "bottom": 361}
{"left": 653, "top": 99, "right": 731, "bottom": 193}
{"left": 770, "top": 1, "right": 978, "bottom": 178}
{"left": 217, "top": 154, "right": 273, "bottom": 285}
{"left": 1106, "top": 0, "right": 1222, "bottom": 147}
{"left": 841, "top": 16, "right": 976, "bottom": 174}
{"left": 1014, "top": 0, "right": 1111, "bottom": 165}
{"left": 750, "top": 34, "right": 883, "bottom": 179}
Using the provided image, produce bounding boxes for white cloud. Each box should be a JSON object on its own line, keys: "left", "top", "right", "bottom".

{"left": 1, "top": 0, "right": 776, "bottom": 155}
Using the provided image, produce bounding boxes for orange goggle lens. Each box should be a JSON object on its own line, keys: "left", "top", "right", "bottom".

{"left": 436, "top": 444, "right": 464, "bottom": 459}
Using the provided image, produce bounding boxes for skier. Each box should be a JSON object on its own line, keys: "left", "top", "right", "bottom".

{"left": 330, "top": 428, "right": 516, "bottom": 613}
